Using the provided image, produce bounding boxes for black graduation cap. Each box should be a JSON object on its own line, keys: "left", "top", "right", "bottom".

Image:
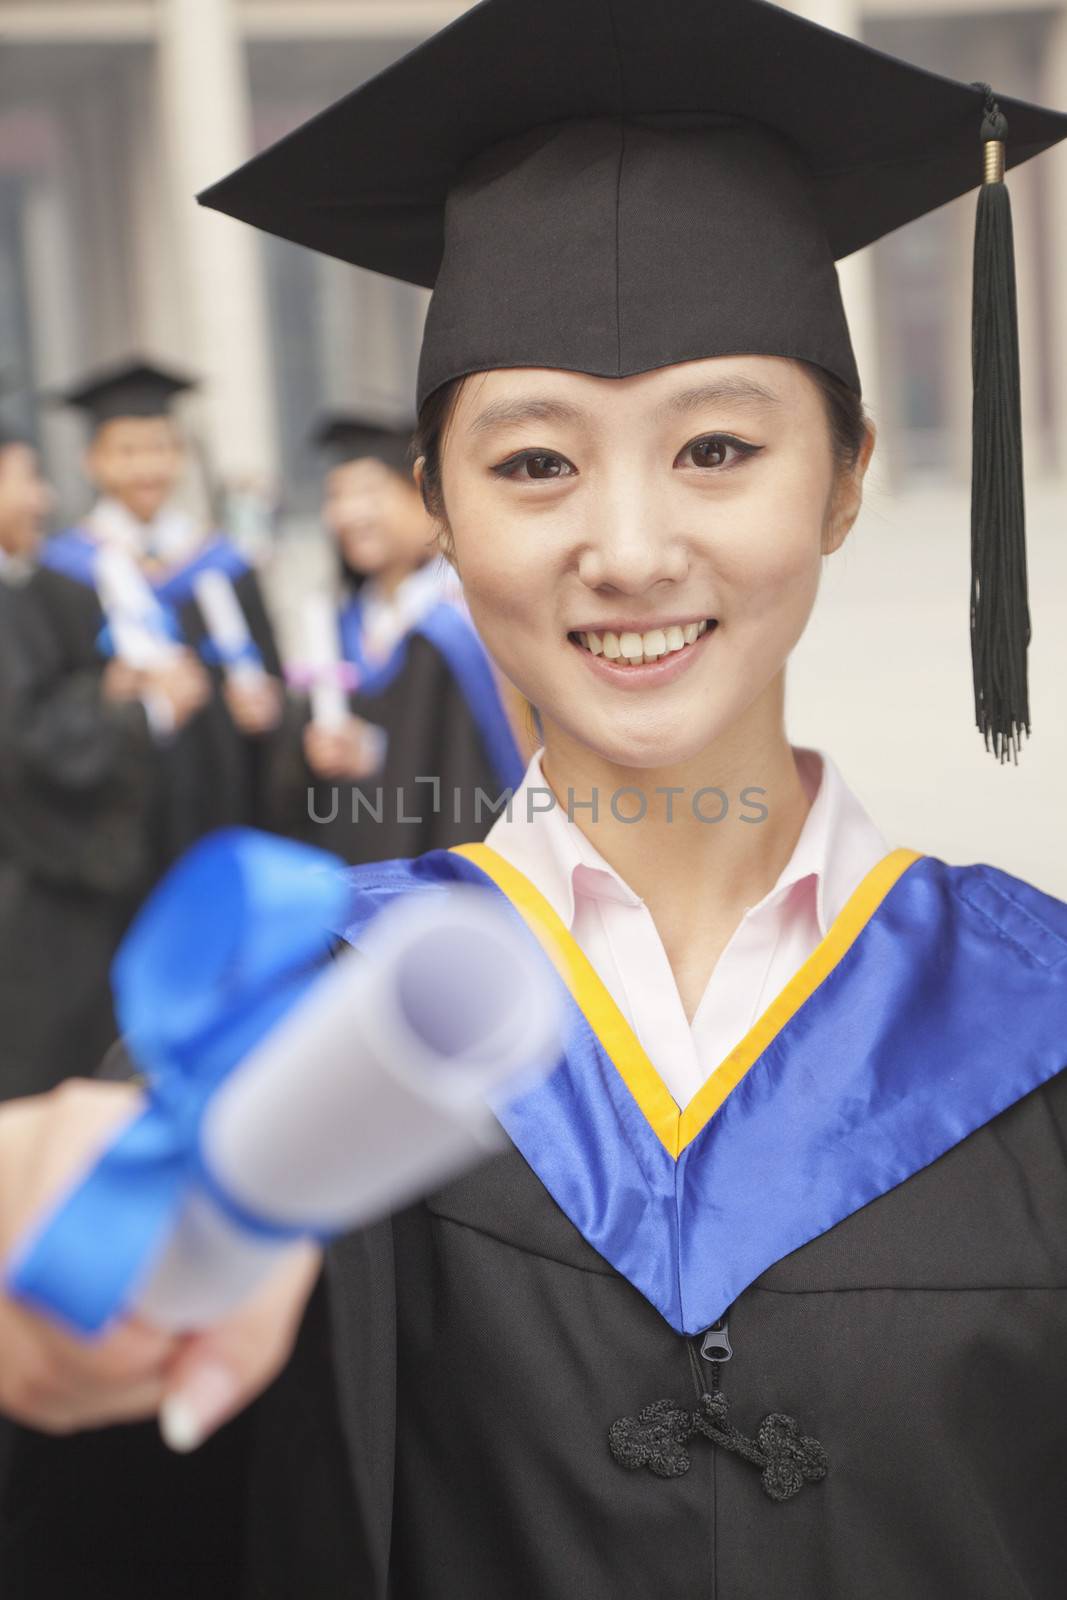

{"left": 200, "top": 0, "right": 1067, "bottom": 760}
{"left": 310, "top": 411, "right": 415, "bottom": 477}
{"left": 57, "top": 358, "right": 198, "bottom": 431}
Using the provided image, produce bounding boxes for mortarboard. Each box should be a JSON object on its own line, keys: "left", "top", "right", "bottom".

{"left": 56, "top": 358, "right": 198, "bottom": 431}
{"left": 310, "top": 411, "right": 416, "bottom": 477}
{"left": 200, "top": 0, "right": 1067, "bottom": 761}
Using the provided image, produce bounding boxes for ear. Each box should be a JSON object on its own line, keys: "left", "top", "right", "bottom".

{"left": 823, "top": 421, "right": 876, "bottom": 556}
{"left": 412, "top": 455, "right": 431, "bottom": 513}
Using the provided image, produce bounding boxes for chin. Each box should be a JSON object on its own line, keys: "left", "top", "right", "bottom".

{"left": 344, "top": 546, "right": 384, "bottom": 573}
{"left": 566, "top": 713, "right": 721, "bottom": 773}
{"left": 128, "top": 496, "right": 167, "bottom": 523}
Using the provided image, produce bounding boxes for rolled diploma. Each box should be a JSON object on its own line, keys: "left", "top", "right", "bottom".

{"left": 94, "top": 546, "right": 181, "bottom": 670}
{"left": 192, "top": 568, "right": 263, "bottom": 682}
{"left": 135, "top": 887, "right": 562, "bottom": 1329}
{"left": 301, "top": 592, "right": 350, "bottom": 729}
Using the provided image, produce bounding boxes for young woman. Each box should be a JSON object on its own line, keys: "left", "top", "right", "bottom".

{"left": 270, "top": 412, "right": 527, "bottom": 864}
{"left": 1, "top": 3, "right": 1066, "bottom": 1597}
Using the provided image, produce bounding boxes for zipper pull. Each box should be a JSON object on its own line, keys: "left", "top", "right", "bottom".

{"left": 699, "top": 1317, "right": 732, "bottom": 1362}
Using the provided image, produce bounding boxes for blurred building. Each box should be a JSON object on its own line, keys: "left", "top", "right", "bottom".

{"left": 0, "top": 0, "right": 1065, "bottom": 526}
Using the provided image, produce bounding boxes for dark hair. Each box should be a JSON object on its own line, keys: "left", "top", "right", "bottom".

{"left": 800, "top": 362, "right": 870, "bottom": 474}
{"left": 415, "top": 361, "right": 870, "bottom": 527}
{"left": 414, "top": 377, "right": 464, "bottom": 525}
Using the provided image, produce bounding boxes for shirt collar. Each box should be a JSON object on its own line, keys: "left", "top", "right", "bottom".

{"left": 86, "top": 498, "right": 201, "bottom": 564}
{"left": 746, "top": 747, "right": 890, "bottom": 936}
{"left": 486, "top": 747, "right": 889, "bottom": 937}
{"left": 487, "top": 750, "right": 639, "bottom": 928}
{"left": 360, "top": 559, "right": 452, "bottom": 658}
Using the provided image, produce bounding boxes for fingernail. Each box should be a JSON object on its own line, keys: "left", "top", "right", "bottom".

{"left": 159, "top": 1362, "right": 237, "bottom": 1454}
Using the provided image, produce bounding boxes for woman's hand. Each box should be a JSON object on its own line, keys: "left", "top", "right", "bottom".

{"left": 0, "top": 1080, "right": 321, "bottom": 1449}
{"left": 0, "top": 1082, "right": 179, "bottom": 1432}
{"left": 158, "top": 1240, "right": 320, "bottom": 1452}
{"left": 224, "top": 671, "right": 284, "bottom": 737}
{"left": 303, "top": 716, "right": 385, "bottom": 780}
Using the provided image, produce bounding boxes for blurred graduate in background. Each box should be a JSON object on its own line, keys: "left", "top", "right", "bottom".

{"left": 0, "top": 418, "right": 198, "bottom": 1097}
{"left": 270, "top": 411, "right": 530, "bottom": 862}
{"left": 40, "top": 359, "right": 287, "bottom": 860}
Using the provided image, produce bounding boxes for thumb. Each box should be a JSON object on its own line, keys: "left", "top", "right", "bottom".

{"left": 157, "top": 1241, "right": 322, "bottom": 1454}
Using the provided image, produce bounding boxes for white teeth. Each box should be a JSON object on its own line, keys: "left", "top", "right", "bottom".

{"left": 577, "top": 622, "right": 712, "bottom": 662}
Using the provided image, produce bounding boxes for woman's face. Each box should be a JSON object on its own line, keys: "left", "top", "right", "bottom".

{"left": 437, "top": 355, "right": 868, "bottom": 770}
{"left": 325, "top": 458, "right": 431, "bottom": 579}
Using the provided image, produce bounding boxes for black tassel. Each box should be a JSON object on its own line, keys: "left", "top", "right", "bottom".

{"left": 971, "top": 83, "right": 1031, "bottom": 764}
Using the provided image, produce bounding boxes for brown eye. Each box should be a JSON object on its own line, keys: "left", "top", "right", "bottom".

{"left": 677, "top": 434, "right": 762, "bottom": 472}
{"left": 492, "top": 450, "right": 576, "bottom": 481}
{"left": 691, "top": 437, "right": 729, "bottom": 468}
{"left": 525, "top": 454, "right": 566, "bottom": 479}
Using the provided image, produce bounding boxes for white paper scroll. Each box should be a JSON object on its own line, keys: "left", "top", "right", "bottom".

{"left": 301, "top": 591, "right": 350, "bottom": 729}
{"left": 135, "top": 887, "right": 563, "bottom": 1329}
{"left": 93, "top": 546, "right": 182, "bottom": 671}
{"left": 192, "top": 568, "right": 263, "bottom": 683}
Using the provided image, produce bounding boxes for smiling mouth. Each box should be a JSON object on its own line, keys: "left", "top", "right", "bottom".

{"left": 568, "top": 620, "right": 717, "bottom": 668}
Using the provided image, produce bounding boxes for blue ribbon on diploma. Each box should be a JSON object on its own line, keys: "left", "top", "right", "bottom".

{"left": 5, "top": 828, "right": 351, "bottom": 1336}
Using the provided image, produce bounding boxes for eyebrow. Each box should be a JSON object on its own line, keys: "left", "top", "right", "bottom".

{"left": 466, "top": 374, "right": 783, "bottom": 439}
{"left": 654, "top": 377, "right": 784, "bottom": 421}
{"left": 467, "top": 396, "right": 587, "bottom": 438}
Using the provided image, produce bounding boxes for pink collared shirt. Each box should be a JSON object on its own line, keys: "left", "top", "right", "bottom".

{"left": 485, "top": 748, "right": 891, "bottom": 1109}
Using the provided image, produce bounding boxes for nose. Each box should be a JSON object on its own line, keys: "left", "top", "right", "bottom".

{"left": 575, "top": 475, "right": 688, "bottom": 596}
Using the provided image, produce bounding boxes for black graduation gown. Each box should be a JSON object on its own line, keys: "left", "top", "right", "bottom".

{"left": 0, "top": 567, "right": 155, "bottom": 1099}
{"left": 3, "top": 1054, "right": 1067, "bottom": 1597}
{"left": 267, "top": 630, "right": 508, "bottom": 862}
{"left": 6, "top": 906, "right": 1067, "bottom": 1597}
{"left": 0, "top": 560, "right": 289, "bottom": 1599}
{"left": 261, "top": 1063, "right": 1067, "bottom": 1600}
{"left": 153, "top": 566, "right": 285, "bottom": 863}
{"left": 0, "top": 556, "right": 285, "bottom": 1097}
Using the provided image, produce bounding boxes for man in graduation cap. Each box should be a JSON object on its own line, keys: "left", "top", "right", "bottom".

{"left": 268, "top": 408, "right": 528, "bottom": 862}
{"left": 0, "top": 418, "right": 208, "bottom": 1101}
{"left": 40, "top": 358, "right": 289, "bottom": 861}
{"left": 1, "top": 3, "right": 1067, "bottom": 1598}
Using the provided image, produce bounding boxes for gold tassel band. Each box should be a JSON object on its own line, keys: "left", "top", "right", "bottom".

{"left": 983, "top": 140, "right": 1006, "bottom": 184}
